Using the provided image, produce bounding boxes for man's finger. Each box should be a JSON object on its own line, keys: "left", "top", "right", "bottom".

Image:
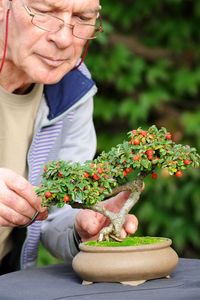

{"left": 0, "top": 169, "right": 40, "bottom": 211}
{"left": 123, "top": 214, "right": 138, "bottom": 234}
{"left": 36, "top": 209, "right": 48, "bottom": 221}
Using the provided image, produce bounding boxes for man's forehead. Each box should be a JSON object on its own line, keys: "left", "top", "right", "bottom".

{"left": 28, "top": 0, "right": 100, "bottom": 11}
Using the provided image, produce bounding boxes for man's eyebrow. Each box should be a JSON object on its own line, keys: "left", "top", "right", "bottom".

{"left": 76, "top": 8, "right": 101, "bottom": 14}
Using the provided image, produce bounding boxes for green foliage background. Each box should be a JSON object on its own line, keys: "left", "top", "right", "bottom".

{"left": 38, "top": 0, "right": 200, "bottom": 266}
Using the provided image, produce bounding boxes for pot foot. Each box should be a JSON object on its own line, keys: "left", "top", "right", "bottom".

{"left": 121, "top": 280, "right": 146, "bottom": 286}
{"left": 82, "top": 280, "right": 93, "bottom": 285}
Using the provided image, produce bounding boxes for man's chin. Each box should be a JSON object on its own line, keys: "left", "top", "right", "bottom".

{"left": 33, "top": 65, "right": 75, "bottom": 85}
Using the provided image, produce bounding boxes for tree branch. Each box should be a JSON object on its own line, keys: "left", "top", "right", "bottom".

{"left": 109, "top": 33, "right": 173, "bottom": 61}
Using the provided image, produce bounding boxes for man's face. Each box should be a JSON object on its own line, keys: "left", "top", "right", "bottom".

{"left": 4, "top": 0, "right": 100, "bottom": 84}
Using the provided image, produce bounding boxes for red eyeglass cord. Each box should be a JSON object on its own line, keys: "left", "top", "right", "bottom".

{"left": 75, "top": 40, "right": 90, "bottom": 69}
{"left": 0, "top": 5, "right": 11, "bottom": 73}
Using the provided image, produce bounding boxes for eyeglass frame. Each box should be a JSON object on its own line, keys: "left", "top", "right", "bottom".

{"left": 23, "top": 4, "right": 103, "bottom": 40}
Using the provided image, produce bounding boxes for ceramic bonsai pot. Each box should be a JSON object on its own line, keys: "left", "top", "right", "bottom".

{"left": 72, "top": 237, "right": 179, "bottom": 285}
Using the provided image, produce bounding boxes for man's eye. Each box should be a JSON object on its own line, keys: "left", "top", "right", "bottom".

{"left": 37, "top": 10, "right": 50, "bottom": 14}
{"left": 75, "top": 15, "right": 95, "bottom": 22}
{"left": 31, "top": 7, "right": 51, "bottom": 14}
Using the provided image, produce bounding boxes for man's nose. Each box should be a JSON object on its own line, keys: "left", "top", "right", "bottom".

{"left": 47, "top": 24, "right": 74, "bottom": 49}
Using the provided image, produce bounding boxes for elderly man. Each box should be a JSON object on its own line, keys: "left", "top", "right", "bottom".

{"left": 0, "top": 0, "right": 138, "bottom": 275}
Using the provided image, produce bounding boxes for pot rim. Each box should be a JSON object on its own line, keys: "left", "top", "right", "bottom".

{"left": 79, "top": 237, "right": 172, "bottom": 253}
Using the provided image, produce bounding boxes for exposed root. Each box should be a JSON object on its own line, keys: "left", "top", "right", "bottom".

{"left": 93, "top": 177, "right": 144, "bottom": 242}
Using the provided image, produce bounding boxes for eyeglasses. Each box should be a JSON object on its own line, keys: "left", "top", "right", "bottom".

{"left": 23, "top": 5, "right": 103, "bottom": 40}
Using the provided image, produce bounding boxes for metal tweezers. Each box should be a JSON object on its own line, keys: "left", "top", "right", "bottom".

{"left": 19, "top": 211, "right": 39, "bottom": 228}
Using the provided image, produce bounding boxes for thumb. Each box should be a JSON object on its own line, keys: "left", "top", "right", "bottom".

{"left": 103, "top": 191, "right": 131, "bottom": 212}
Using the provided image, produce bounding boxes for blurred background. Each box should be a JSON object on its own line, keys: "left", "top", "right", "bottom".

{"left": 38, "top": 0, "right": 200, "bottom": 266}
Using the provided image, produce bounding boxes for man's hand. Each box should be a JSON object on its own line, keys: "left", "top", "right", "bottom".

{"left": 0, "top": 168, "right": 48, "bottom": 227}
{"left": 75, "top": 191, "right": 138, "bottom": 242}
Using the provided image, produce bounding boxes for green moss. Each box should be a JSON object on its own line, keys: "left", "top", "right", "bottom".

{"left": 84, "top": 236, "right": 166, "bottom": 247}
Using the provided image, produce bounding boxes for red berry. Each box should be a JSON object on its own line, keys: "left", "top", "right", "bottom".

{"left": 93, "top": 174, "right": 100, "bottom": 180}
{"left": 58, "top": 172, "right": 63, "bottom": 177}
{"left": 133, "top": 139, "right": 140, "bottom": 145}
{"left": 133, "top": 155, "right": 140, "bottom": 161}
{"left": 63, "top": 195, "right": 70, "bottom": 203}
{"left": 147, "top": 155, "right": 153, "bottom": 160}
{"left": 123, "top": 170, "right": 128, "bottom": 176}
{"left": 83, "top": 172, "right": 90, "bottom": 178}
{"left": 125, "top": 168, "right": 133, "bottom": 174}
{"left": 175, "top": 170, "right": 183, "bottom": 177}
{"left": 184, "top": 159, "right": 191, "bottom": 165}
{"left": 141, "top": 130, "right": 147, "bottom": 137}
{"left": 97, "top": 168, "right": 103, "bottom": 174}
{"left": 45, "top": 191, "right": 52, "bottom": 199}
{"left": 165, "top": 133, "right": 172, "bottom": 140}
{"left": 151, "top": 172, "right": 158, "bottom": 179}
{"left": 146, "top": 149, "right": 154, "bottom": 156}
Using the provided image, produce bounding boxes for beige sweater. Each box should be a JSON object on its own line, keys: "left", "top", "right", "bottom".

{"left": 0, "top": 84, "right": 42, "bottom": 261}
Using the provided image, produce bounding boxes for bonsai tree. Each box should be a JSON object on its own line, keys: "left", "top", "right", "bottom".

{"left": 36, "top": 125, "right": 200, "bottom": 242}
